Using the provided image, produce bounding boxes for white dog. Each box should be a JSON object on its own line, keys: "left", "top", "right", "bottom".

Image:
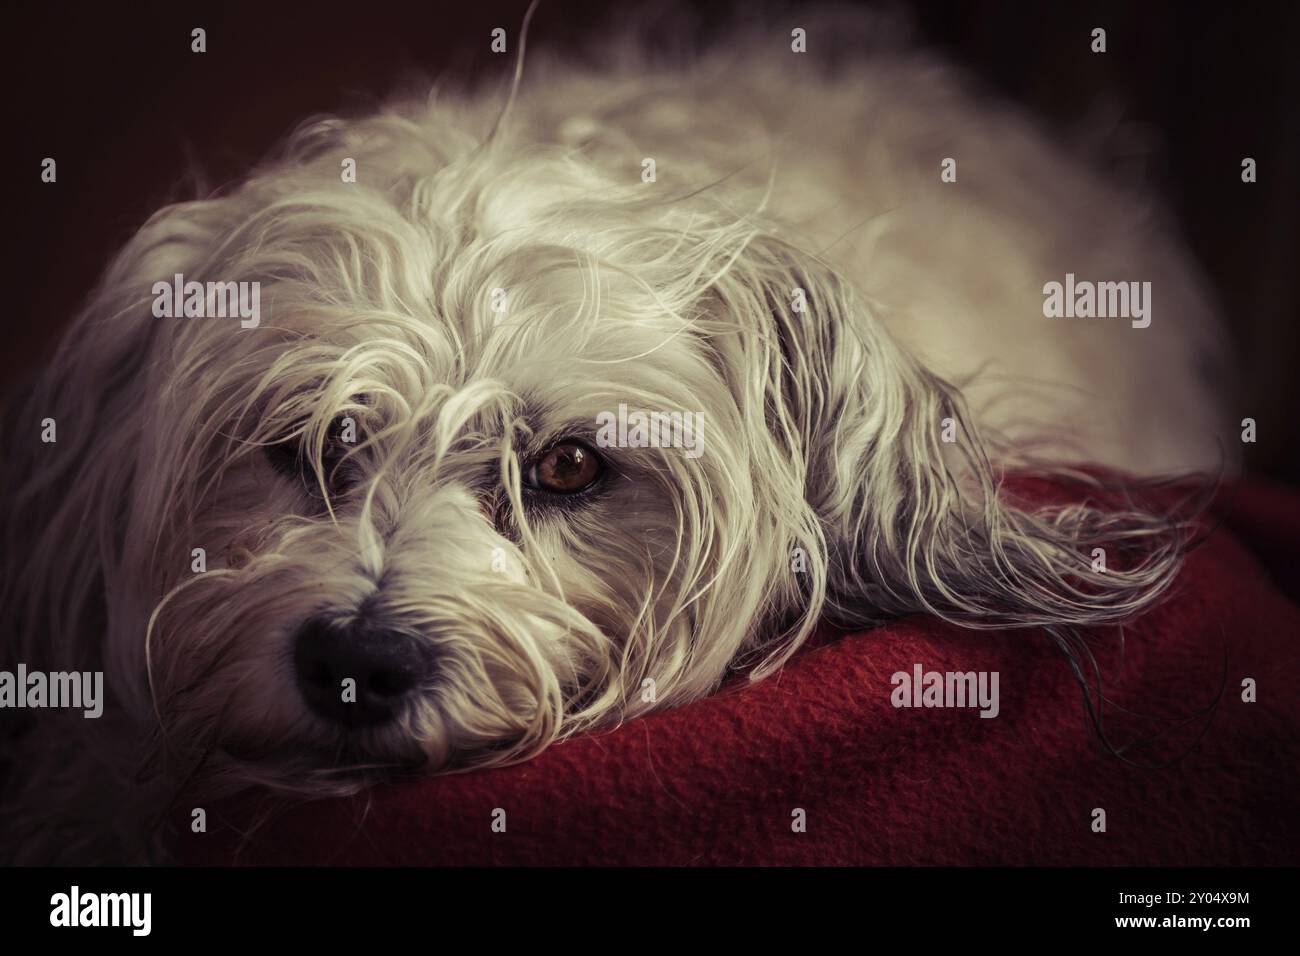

{"left": 0, "top": 10, "right": 1230, "bottom": 863}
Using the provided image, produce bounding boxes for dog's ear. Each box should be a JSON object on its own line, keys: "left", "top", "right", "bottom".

{"left": 0, "top": 200, "right": 229, "bottom": 669}
{"left": 705, "top": 232, "right": 1191, "bottom": 663}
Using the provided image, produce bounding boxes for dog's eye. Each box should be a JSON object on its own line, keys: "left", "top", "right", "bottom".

{"left": 264, "top": 416, "right": 359, "bottom": 498}
{"left": 525, "top": 441, "right": 603, "bottom": 494}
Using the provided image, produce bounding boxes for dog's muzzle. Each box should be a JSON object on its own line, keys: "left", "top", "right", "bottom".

{"left": 292, "top": 616, "right": 433, "bottom": 726}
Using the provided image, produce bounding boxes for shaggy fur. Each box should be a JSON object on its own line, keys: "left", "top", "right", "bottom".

{"left": 0, "top": 9, "right": 1231, "bottom": 863}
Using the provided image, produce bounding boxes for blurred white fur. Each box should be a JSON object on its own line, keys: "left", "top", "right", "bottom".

{"left": 0, "top": 10, "right": 1229, "bottom": 863}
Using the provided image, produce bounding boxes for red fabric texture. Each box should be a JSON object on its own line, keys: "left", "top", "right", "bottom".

{"left": 181, "top": 478, "right": 1300, "bottom": 865}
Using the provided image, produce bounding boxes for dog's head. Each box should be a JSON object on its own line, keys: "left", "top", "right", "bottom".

{"left": 2, "top": 102, "right": 1188, "bottom": 797}
{"left": 5, "top": 109, "right": 841, "bottom": 792}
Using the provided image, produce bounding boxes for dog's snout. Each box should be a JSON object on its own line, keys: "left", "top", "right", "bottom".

{"left": 293, "top": 617, "right": 431, "bottom": 726}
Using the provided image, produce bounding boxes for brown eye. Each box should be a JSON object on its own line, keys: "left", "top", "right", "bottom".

{"left": 526, "top": 441, "right": 603, "bottom": 494}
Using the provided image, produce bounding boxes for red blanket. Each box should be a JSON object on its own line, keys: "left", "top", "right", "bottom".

{"left": 181, "top": 478, "right": 1300, "bottom": 865}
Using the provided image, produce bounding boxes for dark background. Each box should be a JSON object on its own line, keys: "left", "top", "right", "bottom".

{"left": 4, "top": 0, "right": 1297, "bottom": 479}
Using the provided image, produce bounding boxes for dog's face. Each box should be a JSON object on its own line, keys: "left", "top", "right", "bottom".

{"left": 84, "top": 141, "right": 829, "bottom": 790}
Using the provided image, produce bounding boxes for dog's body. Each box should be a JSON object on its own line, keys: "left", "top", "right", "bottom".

{"left": 1, "top": 18, "right": 1229, "bottom": 862}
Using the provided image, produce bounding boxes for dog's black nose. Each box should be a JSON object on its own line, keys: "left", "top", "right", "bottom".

{"left": 293, "top": 617, "right": 431, "bottom": 726}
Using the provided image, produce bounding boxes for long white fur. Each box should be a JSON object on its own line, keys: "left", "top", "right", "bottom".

{"left": 0, "top": 11, "right": 1228, "bottom": 863}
